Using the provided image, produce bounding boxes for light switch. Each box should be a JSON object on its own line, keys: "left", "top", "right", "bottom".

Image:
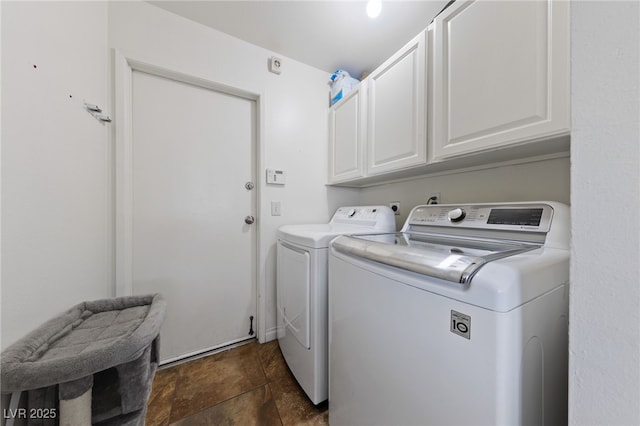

{"left": 271, "top": 201, "right": 281, "bottom": 216}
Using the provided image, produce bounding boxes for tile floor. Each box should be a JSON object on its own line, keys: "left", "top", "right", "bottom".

{"left": 145, "top": 340, "right": 328, "bottom": 425}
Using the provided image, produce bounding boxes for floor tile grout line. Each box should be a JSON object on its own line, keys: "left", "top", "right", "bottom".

{"left": 168, "top": 382, "right": 276, "bottom": 424}
{"left": 257, "top": 343, "right": 286, "bottom": 424}
{"left": 258, "top": 342, "right": 314, "bottom": 426}
{"left": 168, "top": 343, "right": 274, "bottom": 424}
{"left": 266, "top": 381, "right": 285, "bottom": 426}
{"left": 158, "top": 368, "right": 179, "bottom": 426}
{"left": 166, "top": 371, "right": 178, "bottom": 426}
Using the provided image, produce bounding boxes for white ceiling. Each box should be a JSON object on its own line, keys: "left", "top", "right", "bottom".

{"left": 149, "top": 1, "right": 449, "bottom": 79}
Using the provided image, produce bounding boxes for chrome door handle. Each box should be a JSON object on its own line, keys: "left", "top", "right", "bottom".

{"left": 244, "top": 215, "right": 255, "bottom": 225}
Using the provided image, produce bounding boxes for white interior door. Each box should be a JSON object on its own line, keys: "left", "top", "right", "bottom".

{"left": 127, "top": 70, "right": 257, "bottom": 363}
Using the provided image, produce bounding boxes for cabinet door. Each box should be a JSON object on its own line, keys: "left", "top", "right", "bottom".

{"left": 432, "top": 0, "right": 570, "bottom": 159}
{"left": 328, "top": 83, "right": 366, "bottom": 183}
{"left": 367, "top": 30, "right": 427, "bottom": 176}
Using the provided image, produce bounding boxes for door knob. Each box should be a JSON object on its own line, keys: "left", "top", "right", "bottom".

{"left": 244, "top": 215, "right": 255, "bottom": 225}
{"left": 245, "top": 182, "right": 255, "bottom": 190}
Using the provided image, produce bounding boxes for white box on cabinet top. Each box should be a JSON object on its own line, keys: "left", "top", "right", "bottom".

{"left": 367, "top": 30, "right": 427, "bottom": 175}
{"left": 328, "top": 81, "right": 367, "bottom": 184}
{"left": 432, "top": 0, "right": 570, "bottom": 159}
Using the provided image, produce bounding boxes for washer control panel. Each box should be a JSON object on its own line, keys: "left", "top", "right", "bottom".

{"left": 406, "top": 203, "right": 553, "bottom": 233}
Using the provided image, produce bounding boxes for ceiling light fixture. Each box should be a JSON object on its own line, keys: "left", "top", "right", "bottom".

{"left": 366, "top": 0, "right": 382, "bottom": 19}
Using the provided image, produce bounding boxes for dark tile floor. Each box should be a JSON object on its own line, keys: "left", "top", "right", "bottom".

{"left": 145, "top": 340, "right": 328, "bottom": 425}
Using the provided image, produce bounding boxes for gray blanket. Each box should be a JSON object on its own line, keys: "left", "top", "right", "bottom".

{"left": 1, "top": 294, "right": 166, "bottom": 425}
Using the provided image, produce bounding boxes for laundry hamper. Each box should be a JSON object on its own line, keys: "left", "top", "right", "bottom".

{"left": 1, "top": 294, "right": 166, "bottom": 426}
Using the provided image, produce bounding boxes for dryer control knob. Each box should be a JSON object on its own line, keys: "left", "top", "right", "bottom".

{"left": 348, "top": 208, "right": 357, "bottom": 217}
{"left": 448, "top": 208, "right": 466, "bottom": 222}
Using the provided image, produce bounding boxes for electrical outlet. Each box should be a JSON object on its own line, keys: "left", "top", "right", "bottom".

{"left": 389, "top": 202, "right": 400, "bottom": 215}
{"left": 427, "top": 192, "right": 441, "bottom": 204}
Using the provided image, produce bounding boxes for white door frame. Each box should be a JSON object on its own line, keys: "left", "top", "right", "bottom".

{"left": 113, "top": 49, "right": 267, "bottom": 343}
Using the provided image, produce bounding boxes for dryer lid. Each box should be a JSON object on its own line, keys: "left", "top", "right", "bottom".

{"left": 278, "top": 223, "right": 376, "bottom": 249}
{"left": 277, "top": 205, "right": 396, "bottom": 249}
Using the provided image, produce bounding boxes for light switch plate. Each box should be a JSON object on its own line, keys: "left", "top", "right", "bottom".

{"left": 271, "top": 201, "right": 281, "bottom": 216}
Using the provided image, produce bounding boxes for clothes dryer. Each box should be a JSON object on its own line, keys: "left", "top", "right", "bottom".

{"left": 277, "top": 206, "right": 395, "bottom": 404}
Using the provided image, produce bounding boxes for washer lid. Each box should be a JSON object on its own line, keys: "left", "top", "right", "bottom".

{"left": 332, "top": 232, "right": 540, "bottom": 284}
{"left": 278, "top": 224, "right": 378, "bottom": 249}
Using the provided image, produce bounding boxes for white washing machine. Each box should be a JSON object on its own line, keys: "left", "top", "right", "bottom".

{"left": 277, "top": 205, "right": 395, "bottom": 404}
{"left": 329, "top": 202, "right": 570, "bottom": 425}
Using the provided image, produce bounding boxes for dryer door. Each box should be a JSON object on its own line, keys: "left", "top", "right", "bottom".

{"left": 277, "top": 240, "right": 310, "bottom": 348}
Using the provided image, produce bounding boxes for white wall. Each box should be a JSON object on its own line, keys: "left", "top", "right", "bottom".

{"left": 107, "top": 1, "right": 357, "bottom": 342}
{"left": 569, "top": 1, "right": 640, "bottom": 424}
{"left": 1, "top": 1, "right": 110, "bottom": 349}
{"left": 359, "top": 156, "right": 570, "bottom": 229}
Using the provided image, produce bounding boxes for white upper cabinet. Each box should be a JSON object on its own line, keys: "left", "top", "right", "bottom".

{"left": 327, "top": 0, "right": 570, "bottom": 186}
{"left": 328, "top": 82, "right": 366, "bottom": 183}
{"left": 432, "top": 0, "right": 570, "bottom": 159}
{"left": 366, "top": 30, "right": 427, "bottom": 175}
